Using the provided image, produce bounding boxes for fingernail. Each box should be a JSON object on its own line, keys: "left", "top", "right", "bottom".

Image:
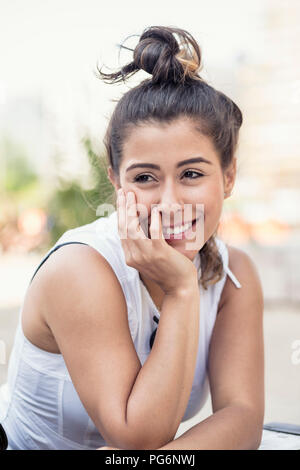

{"left": 118, "top": 188, "right": 124, "bottom": 196}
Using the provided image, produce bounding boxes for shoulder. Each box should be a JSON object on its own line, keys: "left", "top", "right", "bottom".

{"left": 227, "top": 244, "right": 262, "bottom": 287}
{"left": 218, "top": 244, "right": 264, "bottom": 313}
{"left": 35, "top": 243, "right": 108, "bottom": 284}
{"left": 32, "top": 243, "right": 126, "bottom": 319}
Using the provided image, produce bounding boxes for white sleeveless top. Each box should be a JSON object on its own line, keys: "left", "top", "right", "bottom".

{"left": 0, "top": 210, "right": 241, "bottom": 450}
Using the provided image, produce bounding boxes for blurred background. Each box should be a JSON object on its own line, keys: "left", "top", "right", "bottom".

{"left": 0, "top": 0, "right": 299, "bottom": 434}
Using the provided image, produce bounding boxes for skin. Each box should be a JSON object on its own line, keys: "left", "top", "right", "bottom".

{"left": 108, "top": 116, "right": 236, "bottom": 310}
{"left": 22, "top": 115, "right": 263, "bottom": 449}
{"left": 99, "top": 243, "right": 265, "bottom": 450}
{"left": 99, "top": 116, "right": 264, "bottom": 449}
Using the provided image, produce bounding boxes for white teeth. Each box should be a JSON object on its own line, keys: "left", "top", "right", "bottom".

{"left": 164, "top": 221, "right": 193, "bottom": 235}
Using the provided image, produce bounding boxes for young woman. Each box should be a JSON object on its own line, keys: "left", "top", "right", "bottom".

{"left": 0, "top": 26, "right": 264, "bottom": 450}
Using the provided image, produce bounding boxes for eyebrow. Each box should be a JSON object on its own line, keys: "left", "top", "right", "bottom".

{"left": 126, "top": 157, "right": 212, "bottom": 172}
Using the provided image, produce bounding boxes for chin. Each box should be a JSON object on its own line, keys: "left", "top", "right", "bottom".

{"left": 170, "top": 244, "right": 199, "bottom": 261}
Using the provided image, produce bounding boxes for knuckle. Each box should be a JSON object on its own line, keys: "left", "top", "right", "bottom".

{"left": 127, "top": 223, "right": 139, "bottom": 238}
{"left": 142, "top": 253, "right": 151, "bottom": 264}
{"left": 125, "top": 251, "right": 141, "bottom": 267}
{"left": 125, "top": 254, "right": 134, "bottom": 267}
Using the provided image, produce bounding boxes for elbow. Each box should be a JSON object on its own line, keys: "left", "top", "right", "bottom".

{"left": 121, "top": 437, "right": 170, "bottom": 451}
{"left": 98, "top": 418, "right": 174, "bottom": 450}
{"left": 115, "top": 408, "right": 177, "bottom": 450}
{"left": 230, "top": 402, "right": 264, "bottom": 450}
{"left": 250, "top": 426, "right": 264, "bottom": 450}
{"left": 116, "top": 424, "right": 175, "bottom": 450}
{"left": 244, "top": 409, "right": 264, "bottom": 450}
{"left": 107, "top": 431, "right": 172, "bottom": 451}
{"left": 252, "top": 408, "right": 265, "bottom": 450}
{"left": 94, "top": 401, "right": 177, "bottom": 450}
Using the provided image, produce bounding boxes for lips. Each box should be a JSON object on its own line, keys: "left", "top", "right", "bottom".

{"left": 164, "top": 217, "right": 199, "bottom": 242}
{"left": 163, "top": 219, "right": 195, "bottom": 229}
{"left": 148, "top": 218, "right": 197, "bottom": 229}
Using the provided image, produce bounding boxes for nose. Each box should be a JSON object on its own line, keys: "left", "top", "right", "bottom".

{"left": 155, "top": 182, "right": 183, "bottom": 224}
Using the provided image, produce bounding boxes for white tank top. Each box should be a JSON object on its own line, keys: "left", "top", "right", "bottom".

{"left": 0, "top": 210, "right": 241, "bottom": 450}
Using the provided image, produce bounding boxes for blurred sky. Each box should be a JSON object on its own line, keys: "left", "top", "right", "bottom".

{"left": 1, "top": 0, "right": 300, "bottom": 294}
{"left": 0, "top": 0, "right": 266, "bottom": 180}
{"left": 1, "top": 3, "right": 299, "bottom": 427}
{"left": 0, "top": 0, "right": 263, "bottom": 94}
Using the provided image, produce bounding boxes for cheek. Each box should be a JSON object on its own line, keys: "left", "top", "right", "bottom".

{"left": 121, "top": 184, "right": 151, "bottom": 226}
{"left": 134, "top": 194, "right": 152, "bottom": 222}
{"left": 201, "top": 183, "right": 224, "bottom": 230}
{"left": 204, "top": 195, "right": 223, "bottom": 218}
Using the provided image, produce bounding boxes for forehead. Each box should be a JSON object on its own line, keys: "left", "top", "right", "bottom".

{"left": 121, "top": 117, "right": 220, "bottom": 169}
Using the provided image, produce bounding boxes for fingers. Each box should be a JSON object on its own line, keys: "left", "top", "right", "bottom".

{"left": 117, "top": 188, "right": 126, "bottom": 239}
{"left": 117, "top": 189, "right": 146, "bottom": 241}
{"left": 126, "top": 191, "right": 147, "bottom": 240}
{"left": 126, "top": 191, "right": 140, "bottom": 239}
{"left": 149, "top": 206, "right": 164, "bottom": 242}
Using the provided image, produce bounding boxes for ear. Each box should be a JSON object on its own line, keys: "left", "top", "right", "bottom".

{"left": 107, "top": 166, "right": 121, "bottom": 192}
{"left": 223, "top": 157, "right": 237, "bottom": 198}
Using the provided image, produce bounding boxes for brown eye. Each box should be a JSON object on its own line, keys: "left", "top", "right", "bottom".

{"left": 133, "top": 174, "right": 154, "bottom": 184}
{"left": 183, "top": 170, "right": 204, "bottom": 179}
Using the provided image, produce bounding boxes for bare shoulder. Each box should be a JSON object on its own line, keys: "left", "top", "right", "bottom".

{"left": 227, "top": 245, "right": 260, "bottom": 279}
{"left": 218, "top": 244, "right": 264, "bottom": 312}
{"left": 33, "top": 243, "right": 118, "bottom": 294}
{"left": 227, "top": 244, "right": 262, "bottom": 288}
{"left": 36, "top": 243, "right": 109, "bottom": 279}
{"left": 24, "top": 243, "right": 145, "bottom": 447}
{"left": 22, "top": 243, "right": 126, "bottom": 352}
{"left": 27, "top": 243, "right": 126, "bottom": 330}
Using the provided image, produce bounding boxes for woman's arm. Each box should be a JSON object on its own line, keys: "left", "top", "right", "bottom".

{"left": 158, "top": 404, "right": 262, "bottom": 450}
{"left": 126, "top": 284, "right": 200, "bottom": 448}
{"left": 99, "top": 404, "right": 260, "bottom": 451}
{"left": 42, "top": 244, "right": 200, "bottom": 450}
{"left": 157, "top": 246, "right": 264, "bottom": 450}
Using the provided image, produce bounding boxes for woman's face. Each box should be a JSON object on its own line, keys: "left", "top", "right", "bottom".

{"left": 109, "top": 117, "right": 236, "bottom": 262}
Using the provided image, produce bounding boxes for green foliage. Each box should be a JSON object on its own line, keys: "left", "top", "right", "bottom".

{"left": 47, "top": 180, "right": 97, "bottom": 245}
{"left": 46, "top": 136, "right": 115, "bottom": 246}
{"left": 82, "top": 135, "right": 115, "bottom": 206}
{"left": 0, "top": 136, "right": 38, "bottom": 195}
{"left": 0, "top": 134, "right": 116, "bottom": 252}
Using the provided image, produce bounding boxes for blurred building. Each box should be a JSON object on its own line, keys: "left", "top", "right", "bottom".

{"left": 236, "top": 0, "right": 300, "bottom": 230}
{"left": 1, "top": 0, "right": 299, "bottom": 306}
{"left": 215, "top": 0, "right": 300, "bottom": 305}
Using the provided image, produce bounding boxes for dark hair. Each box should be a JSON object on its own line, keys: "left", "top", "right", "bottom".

{"left": 96, "top": 25, "right": 243, "bottom": 289}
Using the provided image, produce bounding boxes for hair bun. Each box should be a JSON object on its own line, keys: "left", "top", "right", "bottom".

{"left": 133, "top": 26, "right": 202, "bottom": 84}
{"left": 95, "top": 25, "right": 203, "bottom": 85}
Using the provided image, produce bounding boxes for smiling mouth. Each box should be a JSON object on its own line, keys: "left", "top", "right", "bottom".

{"left": 148, "top": 217, "right": 198, "bottom": 228}
{"left": 146, "top": 218, "right": 200, "bottom": 240}
{"left": 165, "top": 217, "right": 196, "bottom": 231}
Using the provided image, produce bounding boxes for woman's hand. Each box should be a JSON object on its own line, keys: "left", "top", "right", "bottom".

{"left": 117, "top": 188, "right": 199, "bottom": 295}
